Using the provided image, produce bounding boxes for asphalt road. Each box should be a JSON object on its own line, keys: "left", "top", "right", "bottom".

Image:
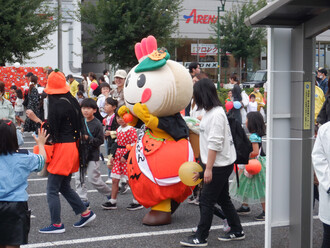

{"left": 19, "top": 133, "right": 323, "bottom": 248}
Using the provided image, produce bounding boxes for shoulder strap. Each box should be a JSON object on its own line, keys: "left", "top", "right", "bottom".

{"left": 16, "top": 149, "right": 29, "bottom": 154}
{"left": 84, "top": 118, "right": 94, "bottom": 138}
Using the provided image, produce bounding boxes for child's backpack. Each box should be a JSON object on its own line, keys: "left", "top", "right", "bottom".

{"left": 227, "top": 116, "right": 253, "bottom": 187}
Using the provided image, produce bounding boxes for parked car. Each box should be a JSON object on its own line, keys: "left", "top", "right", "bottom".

{"left": 73, "top": 75, "right": 84, "bottom": 84}
{"left": 242, "top": 70, "right": 267, "bottom": 88}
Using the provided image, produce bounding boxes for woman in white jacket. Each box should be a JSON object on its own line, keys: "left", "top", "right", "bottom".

{"left": 180, "top": 78, "right": 244, "bottom": 247}
{"left": 312, "top": 122, "right": 330, "bottom": 248}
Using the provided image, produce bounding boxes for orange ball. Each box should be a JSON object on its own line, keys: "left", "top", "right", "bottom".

{"left": 123, "top": 113, "right": 134, "bottom": 123}
{"left": 245, "top": 159, "right": 262, "bottom": 175}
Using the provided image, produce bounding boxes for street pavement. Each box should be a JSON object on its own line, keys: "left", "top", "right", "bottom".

{"left": 20, "top": 133, "right": 324, "bottom": 248}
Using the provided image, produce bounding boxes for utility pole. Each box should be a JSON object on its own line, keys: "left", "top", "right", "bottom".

{"left": 217, "top": 0, "right": 226, "bottom": 90}
{"left": 58, "top": 0, "right": 63, "bottom": 71}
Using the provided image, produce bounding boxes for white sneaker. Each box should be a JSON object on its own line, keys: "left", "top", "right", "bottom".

{"left": 105, "top": 179, "right": 112, "bottom": 184}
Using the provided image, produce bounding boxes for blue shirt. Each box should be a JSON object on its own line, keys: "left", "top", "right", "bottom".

{"left": 318, "top": 78, "right": 328, "bottom": 95}
{"left": 0, "top": 150, "right": 45, "bottom": 201}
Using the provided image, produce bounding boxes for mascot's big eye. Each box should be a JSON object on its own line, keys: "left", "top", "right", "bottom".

{"left": 125, "top": 74, "right": 131, "bottom": 87}
{"left": 137, "top": 74, "right": 146, "bottom": 88}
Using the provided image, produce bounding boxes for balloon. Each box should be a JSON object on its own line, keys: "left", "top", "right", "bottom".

{"left": 14, "top": 62, "right": 20, "bottom": 68}
{"left": 225, "top": 101, "right": 234, "bottom": 112}
{"left": 245, "top": 159, "right": 262, "bottom": 175}
{"left": 178, "top": 161, "right": 203, "bottom": 186}
{"left": 233, "top": 101, "right": 242, "bottom": 109}
{"left": 90, "top": 82, "right": 98, "bottom": 90}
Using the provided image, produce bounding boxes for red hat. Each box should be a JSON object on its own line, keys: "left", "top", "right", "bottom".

{"left": 44, "top": 70, "right": 70, "bottom": 95}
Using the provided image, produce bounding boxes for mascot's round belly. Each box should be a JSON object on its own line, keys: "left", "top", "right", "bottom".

{"left": 127, "top": 134, "right": 193, "bottom": 208}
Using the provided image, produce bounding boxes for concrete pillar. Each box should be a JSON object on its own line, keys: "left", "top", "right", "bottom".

{"left": 265, "top": 28, "right": 292, "bottom": 247}
{"left": 289, "top": 24, "right": 314, "bottom": 248}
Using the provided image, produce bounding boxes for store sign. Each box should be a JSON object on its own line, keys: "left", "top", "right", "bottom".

{"left": 191, "top": 44, "right": 218, "bottom": 56}
{"left": 183, "top": 9, "right": 218, "bottom": 24}
{"left": 185, "top": 62, "right": 218, "bottom": 69}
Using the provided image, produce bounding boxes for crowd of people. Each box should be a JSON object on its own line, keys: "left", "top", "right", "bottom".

{"left": 0, "top": 64, "right": 329, "bottom": 248}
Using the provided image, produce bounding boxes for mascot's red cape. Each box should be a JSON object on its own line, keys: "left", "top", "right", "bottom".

{"left": 118, "top": 35, "right": 196, "bottom": 226}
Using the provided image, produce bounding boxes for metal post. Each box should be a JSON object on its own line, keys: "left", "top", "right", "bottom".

{"left": 58, "top": 0, "right": 63, "bottom": 71}
{"left": 197, "top": 39, "right": 199, "bottom": 63}
{"left": 289, "top": 24, "right": 314, "bottom": 248}
{"left": 217, "top": 1, "right": 226, "bottom": 90}
{"left": 217, "top": 6, "right": 221, "bottom": 90}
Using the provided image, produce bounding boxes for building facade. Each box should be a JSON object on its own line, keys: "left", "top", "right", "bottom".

{"left": 10, "top": 0, "right": 330, "bottom": 81}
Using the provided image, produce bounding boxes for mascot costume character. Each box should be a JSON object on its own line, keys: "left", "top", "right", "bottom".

{"left": 118, "top": 35, "right": 195, "bottom": 226}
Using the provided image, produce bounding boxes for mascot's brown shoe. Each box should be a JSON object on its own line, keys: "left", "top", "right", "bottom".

{"left": 142, "top": 210, "right": 171, "bottom": 226}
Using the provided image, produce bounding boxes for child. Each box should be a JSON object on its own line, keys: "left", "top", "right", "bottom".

{"left": 229, "top": 111, "right": 266, "bottom": 221}
{"left": 0, "top": 120, "right": 47, "bottom": 247}
{"left": 15, "top": 89, "right": 25, "bottom": 128}
{"left": 10, "top": 85, "right": 17, "bottom": 107}
{"left": 97, "top": 83, "right": 111, "bottom": 118}
{"left": 101, "top": 110, "right": 142, "bottom": 210}
{"left": 78, "top": 83, "right": 88, "bottom": 98}
{"left": 103, "top": 97, "right": 119, "bottom": 184}
{"left": 225, "top": 90, "right": 233, "bottom": 103}
{"left": 75, "top": 98, "right": 112, "bottom": 207}
{"left": 247, "top": 94, "right": 258, "bottom": 113}
{"left": 76, "top": 91, "right": 85, "bottom": 105}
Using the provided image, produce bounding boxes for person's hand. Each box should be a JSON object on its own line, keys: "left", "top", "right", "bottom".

{"left": 105, "top": 130, "right": 111, "bottom": 136}
{"left": 192, "top": 172, "right": 200, "bottom": 182}
{"left": 26, "top": 109, "right": 41, "bottom": 123}
{"left": 107, "top": 157, "right": 115, "bottom": 170}
{"left": 197, "top": 115, "right": 203, "bottom": 121}
{"left": 120, "top": 157, "right": 127, "bottom": 163}
{"left": 84, "top": 135, "right": 89, "bottom": 140}
{"left": 33, "top": 128, "right": 49, "bottom": 146}
{"left": 204, "top": 168, "right": 212, "bottom": 184}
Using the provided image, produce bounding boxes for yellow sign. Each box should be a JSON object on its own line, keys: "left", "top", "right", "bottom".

{"left": 303, "top": 82, "right": 311, "bottom": 130}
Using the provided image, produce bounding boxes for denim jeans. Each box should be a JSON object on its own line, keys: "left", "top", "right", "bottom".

{"left": 196, "top": 164, "right": 243, "bottom": 240}
{"left": 47, "top": 173, "right": 86, "bottom": 224}
{"left": 322, "top": 223, "right": 330, "bottom": 248}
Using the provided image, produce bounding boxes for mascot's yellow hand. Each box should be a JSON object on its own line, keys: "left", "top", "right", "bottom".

{"left": 118, "top": 105, "right": 129, "bottom": 118}
{"left": 133, "top": 103, "right": 159, "bottom": 129}
{"left": 118, "top": 105, "right": 138, "bottom": 126}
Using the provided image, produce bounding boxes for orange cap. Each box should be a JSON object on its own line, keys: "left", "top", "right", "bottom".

{"left": 44, "top": 70, "right": 70, "bottom": 95}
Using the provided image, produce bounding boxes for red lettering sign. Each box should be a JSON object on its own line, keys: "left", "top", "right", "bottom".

{"left": 184, "top": 9, "right": 218, "bottom": 24}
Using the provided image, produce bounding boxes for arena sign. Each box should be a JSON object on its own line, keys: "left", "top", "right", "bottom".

{"left": 183, "top": 9, "right": 218, "bottom": 24}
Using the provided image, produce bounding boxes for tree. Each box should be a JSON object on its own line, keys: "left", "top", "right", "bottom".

{"left": 211, "top": 0, "right": 267, "bottom": 80}
{"left": 0, "top": 0, "right": 57, "bottom": 66}
{"left": 79, "top": 0, "right": 182, "bottom": 68}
